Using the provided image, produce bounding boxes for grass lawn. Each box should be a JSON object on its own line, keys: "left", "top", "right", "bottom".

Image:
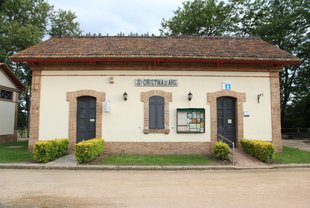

{"left": 0, "top": 141, "right": 33, "bottom": 163}
{"left": 273, "top": 146, "right": 310, "bottom": 164}
{"left": 92, "top": 155, "right": 219, "bottom": 166}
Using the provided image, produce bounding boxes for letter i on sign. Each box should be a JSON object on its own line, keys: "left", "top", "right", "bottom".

{"left": 223, "top": 81, "right": 231, "bottom": 90}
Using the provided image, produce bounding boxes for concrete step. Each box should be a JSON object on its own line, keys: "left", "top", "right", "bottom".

{"left": 47, "top": 154, "right": 77, "bottom": 166}
{"left": 232, "top": 149, "right": 267, "bottom": 167}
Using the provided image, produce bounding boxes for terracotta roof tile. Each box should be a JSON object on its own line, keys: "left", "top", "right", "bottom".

{"left": 9, "top": 36, "right": 299, "bottom": 64}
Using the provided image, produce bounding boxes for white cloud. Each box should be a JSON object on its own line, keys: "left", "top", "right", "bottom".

{"left": 47, "top": 0, "right": 184, "bottom": 35}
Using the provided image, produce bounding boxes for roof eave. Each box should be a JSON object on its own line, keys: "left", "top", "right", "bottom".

{"left": 0, "top": 63, "right": 25, "bottom": 92}
{"left": 10, "top": 57, "right": 300, "bottom": 67}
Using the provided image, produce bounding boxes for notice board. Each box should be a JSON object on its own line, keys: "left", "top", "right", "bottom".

{"left": 177, "top": 108, "right": 205, "bottom": 133}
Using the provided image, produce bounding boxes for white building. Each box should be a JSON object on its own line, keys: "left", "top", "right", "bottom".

{"left": 0, "top": 63, "right": 24, "bottom": 143}
{"left": 10, "top": 37, "right": 299, "bottom": 153}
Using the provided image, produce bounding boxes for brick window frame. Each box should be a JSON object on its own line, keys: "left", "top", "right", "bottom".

{"left": 141, "top": 90, "right": 172, "bottom": 134}
{"left": 66, "top": 90, "right": 105, "bottom": 151}
{"left": 207, "top": 90, "right": 246, "bottom": 147}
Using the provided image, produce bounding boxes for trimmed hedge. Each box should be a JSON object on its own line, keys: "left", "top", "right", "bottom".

{"left": 33, "top": 138, "right": 69, "bottom": 163}
{"left": 241, "top": 139, "right": 275, "bottom": 162}
{"left": 213, "top": 141, "right": 230, "bottom": 160}
{"left": 74, "top": 138, "right": 104, "bottom": 163}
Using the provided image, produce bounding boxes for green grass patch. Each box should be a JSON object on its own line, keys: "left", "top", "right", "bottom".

{"left": 93, "top": 155, "right": 218, "bottom": 166}
{"left": 0, "top": 141, "right": 33, "bottom": 163}
{"left": 273, "top": 146, "right": 310, "bottom": 164}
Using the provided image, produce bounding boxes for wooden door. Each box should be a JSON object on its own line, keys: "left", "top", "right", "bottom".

{"left": 77, "top": 96, "right": 96, "bottom": 143}
{"left": 217, "top": 97, "right": 236, "bottom": 146}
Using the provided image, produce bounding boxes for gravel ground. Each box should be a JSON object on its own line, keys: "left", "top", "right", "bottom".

{"left": 0, "top": 169, "right": 310, "bottom": 208}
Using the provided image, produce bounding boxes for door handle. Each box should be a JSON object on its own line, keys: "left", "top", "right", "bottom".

{"left": 90, "top": 118, "right": 95, "bottom": 122}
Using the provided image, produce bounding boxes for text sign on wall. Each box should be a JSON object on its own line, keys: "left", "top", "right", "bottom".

{"left": 135, "top": 79, "right": 178, "bottom": 87}
{"left": 222, "top": 81, "right": 232, "bottom": 90}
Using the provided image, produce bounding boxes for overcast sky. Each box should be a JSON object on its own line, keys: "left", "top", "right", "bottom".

{"left": 47, "top": 0, "right": 185, "bottom": 35}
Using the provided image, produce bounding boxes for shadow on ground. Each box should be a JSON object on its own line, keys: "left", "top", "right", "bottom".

{"left": 1, "top": 194, "right": 125, "bottom": 208}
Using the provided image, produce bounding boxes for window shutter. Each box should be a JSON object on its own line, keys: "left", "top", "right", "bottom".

{"left": 149, "top": 96, "right": 164, "bottom": 129}
{"left": 156, "top": 102, "right": 164, "bottom": 129}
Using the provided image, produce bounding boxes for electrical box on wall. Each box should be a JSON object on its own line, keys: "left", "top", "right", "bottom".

{"left": 244, "top": 111, "right": 250, "bottom": 117}
{"left": 104, "top": 101, "right": 111, "bottom": 113}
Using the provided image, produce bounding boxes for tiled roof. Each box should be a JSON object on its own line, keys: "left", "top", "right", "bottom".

{"left": 0, "top": 63, "right": 24, "bottom": 91}
{"left": 10, "top": 36, "right": 299, "bottom": 65}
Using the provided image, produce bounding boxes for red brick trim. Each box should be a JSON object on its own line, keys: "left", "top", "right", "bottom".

{"left": 66, "top": 90, "right": 105, "bottom": 152}
{"left": 270, "top": 72, "right": 282, "bottom": 151}
{"left": 140, "top": 90, "right": 172, "bottom": 134}
{"left": 104, "top": 141, "right": 211, "bottom": 155}
{"left": 207, "top": 90, "right": 246, "bottom": 147}
{"left": 28, "top": 69, "right": 41, "bottom": 151}
{"left": 0, "top": 134, "right": 17, "bottom": 144}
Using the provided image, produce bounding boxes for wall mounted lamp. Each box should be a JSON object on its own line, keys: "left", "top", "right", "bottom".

{"left": 188, "top": 92, "right": 193, "bottom": 101}
{"left": 257, "top": 93, "right": 263, "bottom": 103}
{"left": 123, "top": 92, "right": 128, "bottom": 101}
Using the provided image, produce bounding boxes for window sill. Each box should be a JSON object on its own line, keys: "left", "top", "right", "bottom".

{"left": 143, "top": 129, "right": 170, "bottom": 134}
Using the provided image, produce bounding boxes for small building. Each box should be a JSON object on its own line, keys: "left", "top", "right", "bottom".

{"left": 10, "top": 36, "right": 299, "bottom": 153}
{"left": 0, "top": 63, "right": 24, "bottom": 143}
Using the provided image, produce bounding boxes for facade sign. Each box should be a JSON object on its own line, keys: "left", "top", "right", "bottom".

{"left": 223, "top": 81, "right": 232, "bottom": 90}
{"left": 135, "top": 79, "right": 178, "bottom": 87}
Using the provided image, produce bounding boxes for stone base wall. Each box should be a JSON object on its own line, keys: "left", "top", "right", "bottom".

{"left": 104, "top": 142, "right": 211, "bottom": 155}
{"left": 0, "top": 134, "right": 17, "bottom": 144}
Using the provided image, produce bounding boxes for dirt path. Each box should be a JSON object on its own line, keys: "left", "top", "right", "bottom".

{"left": 282, "top": 139, "right": 310, "bottom": 151}
{"left": 1, "top": 169, "right": 310, "bottom": 208}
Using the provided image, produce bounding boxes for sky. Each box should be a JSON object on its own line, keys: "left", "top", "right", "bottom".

{"left": 47, "top": 0, "right": 185, "bottom": 35}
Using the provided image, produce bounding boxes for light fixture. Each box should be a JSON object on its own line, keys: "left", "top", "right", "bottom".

{"left": 123, "top": 92, "right": 128, "bottom": 101}
{"left": 257, "top": 93, "right": 263, "bottom": 103}
{"left": 188, "top": 92, "right": 193, "bottom": 101}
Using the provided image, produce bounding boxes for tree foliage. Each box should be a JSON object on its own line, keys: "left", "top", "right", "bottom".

{"left": 0, "top": 0, "right": 82, "bottom": 131}
{"left": 160, "top": 0, "right": 234, "bottom": 36}
{"left": 49, "top": 9, "right": 82, "bottom": 37}
{"left": 161, "top": 0, "right": 310, "bottom": 127}
{"left": 0, "top": 0, "right": 51, "bottom": 60}
{"left": 233, "top": 0, "right": 309, "bottom": 127}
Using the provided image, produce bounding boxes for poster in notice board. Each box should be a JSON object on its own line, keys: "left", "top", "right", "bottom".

{"left": 177, "top": 108, "right": 205, "bottom": 133}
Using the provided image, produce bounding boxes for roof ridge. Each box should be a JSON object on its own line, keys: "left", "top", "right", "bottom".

{"left": 50, "top": 35, "right": 262, "bottom": 40}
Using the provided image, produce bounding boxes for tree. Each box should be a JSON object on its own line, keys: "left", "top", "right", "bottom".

{"left": 161, "top": 0, "right": 310, "bottom": 127}
{"left": 160, "top": 0, "right": 235, "bottom": 36}
{"left": 232, "top": 0, "right": 310, "bottom": 127}
{"left": 284, "top": 95, "right": 310, "bottom": 128}
{"left": 49, "top": 9, "right": 82, "bottom": 37}
{"left": 0, "top": 0, "right": 82, "bottom": 133}
{"left": 0, "top": 0, "right": 51, "bottom": 61}
{"left": 0, "top": 0, "right": 52, "bottom": 132}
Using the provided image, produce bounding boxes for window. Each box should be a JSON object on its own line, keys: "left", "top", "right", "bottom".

{"left": 149, "top": 96, "right": 164, "bottom": 129}
{"left": 0, "top": 89, "right": 13, "bottom": 100}
{"left": 141, "top": 90, "right": 172, "bottom": 134}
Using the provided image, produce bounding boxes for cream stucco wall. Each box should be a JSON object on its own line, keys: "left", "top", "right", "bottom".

{"left": 0, "top": 101, "right": 16, "bottom": 135}
{"left": 39, "top": 69, "right": 272, "bottom": 142}
{"left": 0, "top": 69, "right": 18, "bottom": 136}
{"left": 0, "top": 69, "right": 16, "bottom": 89}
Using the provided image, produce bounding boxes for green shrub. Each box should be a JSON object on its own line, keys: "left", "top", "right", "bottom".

{"left": 33, "top": 138, "right": 69, "bottom": 163}
{"left": 74, "top": 138, "right": 104, "bottom": 163}
{"left": 241, "top": 139, "right": 275, "bottom": 162}
{"left": 213, "top": 141, "right": 230, "bottom": 160}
